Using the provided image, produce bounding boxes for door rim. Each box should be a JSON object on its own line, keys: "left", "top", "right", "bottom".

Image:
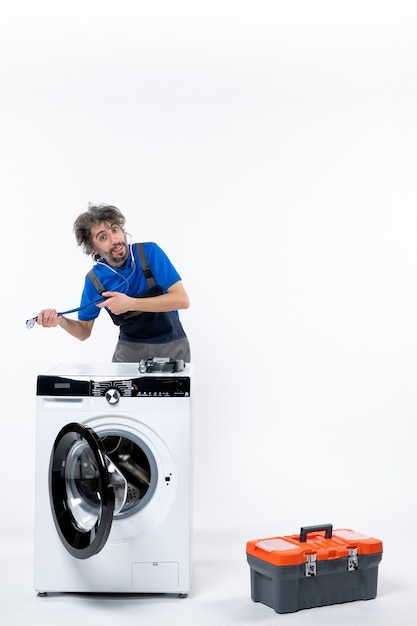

{"left": 49, "top": 422, "right": 115, "bottom": 559}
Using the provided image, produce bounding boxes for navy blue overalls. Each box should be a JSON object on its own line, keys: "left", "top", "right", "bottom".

{"left": 87, "top": 243, "right": 187, "bottom": 345}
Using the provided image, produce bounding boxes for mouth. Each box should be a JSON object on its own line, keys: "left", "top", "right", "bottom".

{"left": 111, "top": 243, "right": 126, "bottom": 256}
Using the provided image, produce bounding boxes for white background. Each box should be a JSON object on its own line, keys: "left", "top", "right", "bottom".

{"left": 1, "top": 1, "right": 416, "bottom": 623}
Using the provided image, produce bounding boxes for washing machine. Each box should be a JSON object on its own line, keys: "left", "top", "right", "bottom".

{"left": 33, "top": 361, "right": 194, "bottom": 597}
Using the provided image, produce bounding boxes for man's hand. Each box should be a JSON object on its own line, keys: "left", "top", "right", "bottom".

{"left": 36, "top": 309, "right": 59, "bottom": 327}
{"left": 97, "top": 292, "right": 133, "bottom": 315}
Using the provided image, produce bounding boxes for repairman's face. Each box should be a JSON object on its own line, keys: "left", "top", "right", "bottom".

{"left": 90, "top": 221, "right": 128, "bottom": 266}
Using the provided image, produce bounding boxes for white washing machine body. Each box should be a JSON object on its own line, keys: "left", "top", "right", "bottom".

{"left": 33, "top": 362, "right": 194, "bottom": 596}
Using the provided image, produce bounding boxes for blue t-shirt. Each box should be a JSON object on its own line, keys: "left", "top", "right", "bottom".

{"left": 78, "top": 242, "right": 181, "bottom": 321}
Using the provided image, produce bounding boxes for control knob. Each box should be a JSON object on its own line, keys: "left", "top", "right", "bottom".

{"left": 105, "top": 387, "right": 121, "bottom": 404}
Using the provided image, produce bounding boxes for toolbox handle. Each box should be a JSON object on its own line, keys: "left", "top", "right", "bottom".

{"left": 299, "top": 524, "right": 333, "bottom": 542}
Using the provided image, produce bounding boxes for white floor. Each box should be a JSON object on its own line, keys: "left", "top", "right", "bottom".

{"left": 1, "top": 529, "right": 414, "bottom": 626}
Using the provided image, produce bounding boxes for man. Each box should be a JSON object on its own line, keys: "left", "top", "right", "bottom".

{"left": 37, "top": 203, "right": 191, "bottom": 362}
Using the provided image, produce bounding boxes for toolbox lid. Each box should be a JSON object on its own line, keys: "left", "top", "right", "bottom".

{"left": 246, "top": 525, "right": 383, "bottom": 567}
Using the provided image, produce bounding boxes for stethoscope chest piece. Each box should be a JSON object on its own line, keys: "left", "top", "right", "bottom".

{"left": 26, "top": 317, "right": 37, "bottom": 329}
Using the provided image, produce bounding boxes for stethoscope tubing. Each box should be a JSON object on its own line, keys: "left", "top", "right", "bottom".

{"left": 26, "top": 242, "right": 135, "bottom": 329}
{"left": 25, "top": 298, "right": 104, "bottom": 329}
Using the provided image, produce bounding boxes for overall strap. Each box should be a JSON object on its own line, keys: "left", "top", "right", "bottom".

{"left": 87, "top": 268, "right": 105, "bottom": 294}
{"left": 136, "top": 243, "right": 156, "bottom": 288}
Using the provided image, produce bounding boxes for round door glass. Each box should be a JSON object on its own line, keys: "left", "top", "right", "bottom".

{"left": 65, "top": 439, "right": 128, "bottom": 531}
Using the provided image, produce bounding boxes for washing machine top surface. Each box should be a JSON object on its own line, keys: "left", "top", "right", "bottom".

{"left": 42, "top": 361, "right": 192, "bottom": 379}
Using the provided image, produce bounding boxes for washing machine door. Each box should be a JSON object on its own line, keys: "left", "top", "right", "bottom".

{"left": 49, "top": 422, "right": 122, "bottom": 560}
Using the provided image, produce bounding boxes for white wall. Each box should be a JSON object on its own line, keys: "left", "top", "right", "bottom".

{"left": 2, "top": 1, "right": 416, "bottom": 545}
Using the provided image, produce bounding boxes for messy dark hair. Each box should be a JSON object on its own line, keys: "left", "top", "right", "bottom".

{"left": 73, "top": 203, "right": 126, "bottom": 256}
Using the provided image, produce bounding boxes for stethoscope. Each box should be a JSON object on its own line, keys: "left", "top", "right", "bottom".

{"left": 25, "top": 299, "right": 105, "bottom": 329}
{"left": 26, "top": 242, "right": 136, "bottom": 329}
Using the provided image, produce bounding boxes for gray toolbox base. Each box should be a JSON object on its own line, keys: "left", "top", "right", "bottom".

{"left": 247, "top": 552, "right": 382, "bottom": 614}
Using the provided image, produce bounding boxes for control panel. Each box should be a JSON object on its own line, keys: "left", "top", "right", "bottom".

{"left": 37, "top": 375, "right": 190, "bottom": 397}
{"left": 92, "top": 377, "right": 190, "bottom": 397}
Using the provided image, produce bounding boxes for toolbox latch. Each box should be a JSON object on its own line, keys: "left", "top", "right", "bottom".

{"left": 347, "top": 547, "right": 359, "bottom": 571}
{"left": 305, "top": 553, "right": 317, "bottom": 577}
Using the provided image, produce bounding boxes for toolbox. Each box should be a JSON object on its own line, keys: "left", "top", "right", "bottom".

{"left": 246, "top": 524, "right": 383, "bottom": 614}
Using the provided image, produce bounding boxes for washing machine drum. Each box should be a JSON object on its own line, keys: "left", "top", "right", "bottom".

{"left": 49, "top": 422, "right": 148, "bottom": 559}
